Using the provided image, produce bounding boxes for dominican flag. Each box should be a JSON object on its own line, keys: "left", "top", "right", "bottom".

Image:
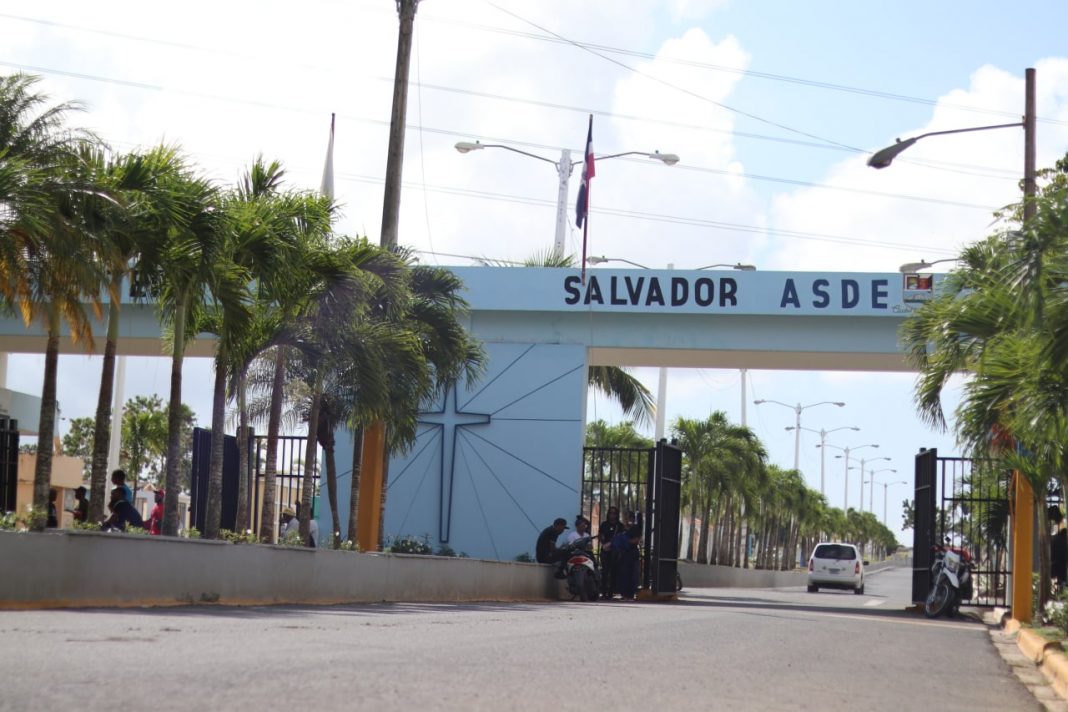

{"left": 575, "top": 115, "right": 595, "bottom": 228}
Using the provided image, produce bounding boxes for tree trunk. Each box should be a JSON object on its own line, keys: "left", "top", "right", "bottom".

{"left": 696, "top": 496, "right": 712, "bottom": 564}
{"left": 89, "top": 289, "right": 121, "bottom": 523}
{"left": 687, "top": 486, "right": 698, "bottom": 561}
{"left": 234, "top": 367, "right": 250, "bottom": 533}
{"left": 1037, "top": 487, "right": 1053, "bottom": 614}
{"left": 318, "top": 413, "right": 340, "bottom": 549}
{"left": 31, "top": 310, "right": 60, "bottom": 531}
{"left": 298, "top": 387, "right": 321, "bottom": 546}
{"left": 204, "top": 350, "right": 227, "bottom": 539}
{"left": 346, "top": 426, "right": 364, "bottom": 544}
{"left": 161, "top": 295, "right": 189, "bottom": 537}
{"left": 259, "top": 347, "right": 285, "bottom": 543}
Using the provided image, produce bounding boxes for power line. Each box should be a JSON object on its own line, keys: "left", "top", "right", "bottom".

{"left": 0, "top": 10, "right": 1027, "bottom": 179}
{"left": 338, "top": 171, "right": 959, "bottom": 256}
{"left": 425, "top": 9, "right": 1068, "bottom": 128}
{"left": 1, "top": 60, "right": 1009, "bottom": 211}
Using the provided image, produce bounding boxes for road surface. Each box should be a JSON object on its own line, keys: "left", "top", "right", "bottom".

{"left": 0, "top": 566, "right": 1036, "bottom": 711}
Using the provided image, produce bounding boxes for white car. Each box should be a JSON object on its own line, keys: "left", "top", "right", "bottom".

{"left": 807, "top": 542, "right": 866, "bottom": 594}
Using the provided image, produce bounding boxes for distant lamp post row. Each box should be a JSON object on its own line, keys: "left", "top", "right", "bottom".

{"left": 455, "top": 141, "right": 679, "bottom": 259}
{"left": 834, "top": 452, "right": 888, "bottom": 512}
{"left": 817, "top": 442, "right": 878, "bottom": 511}
{"left": 785, "top": 424, "right": 859, "bottom": 497}
{"left": 754, "top": 400, "right": 845, "bottom": 477}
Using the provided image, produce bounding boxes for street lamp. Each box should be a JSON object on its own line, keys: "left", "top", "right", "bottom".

{"left": 755, "top": 400, "right": 846, "bottom": 475}
{"left": 876, "top": 479, "right": 908, "bottom": 527}
{"left": 696, "top": 263, "right": 757, "bottom": 271}
{"left": 455, "top": 141, "right": 678, "bottom": 259}
{"left": 834, "top": 452, "right": 887, "bottom": 512}
{"left": 818, "top": 442, "right": 878, "bottom": 511}
{"left": 865, "top": 465, "right": 896, "bottom": 513}
{"left": 868, "top": 67, "right": 1036, "bottom": 226}
{"left": 785, "top": 424, "right": 859, "bottom": 497}
{"left": 898, "top": 258, "right": 959, "bottom": 273}
{"left": 585, "top": 256, "right": 650, "bottom": 269}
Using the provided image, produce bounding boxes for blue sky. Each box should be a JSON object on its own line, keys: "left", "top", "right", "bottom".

{"left": 4, "top": 0, "right": 1068, "bottom": 540}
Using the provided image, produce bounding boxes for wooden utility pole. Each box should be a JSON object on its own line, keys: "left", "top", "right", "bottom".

{"left": 358, "top": 0, "right": 419, "bottom": 552}
{"left": 380, "top": 0, "right": 419, "bottom": 249}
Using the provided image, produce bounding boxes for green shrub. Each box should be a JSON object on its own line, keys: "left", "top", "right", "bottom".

{"left": 515, "top": 552, "right": 533, "bottom": 563}
{"left": 221, "top": 529, "right": 258, "bottom": 544}
{"left": 388, "top": 534, "right": 433, "bottom": 555}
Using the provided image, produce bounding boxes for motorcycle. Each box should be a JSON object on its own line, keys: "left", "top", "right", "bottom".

{"left": 924, "top": 542, "right": 973, "bottom": 619}
{"left": 563, "top": 536, "right": 601, "bottom": 602}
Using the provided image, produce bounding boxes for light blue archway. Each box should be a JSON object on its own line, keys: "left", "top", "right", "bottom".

{"left": 329, "top": 266, "right": 935, "bottom": 561}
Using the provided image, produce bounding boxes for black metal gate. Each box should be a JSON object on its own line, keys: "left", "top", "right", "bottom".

{"left": 912, "top": 448, "right": 1011, "bottom": 607}
{"left": 189, "top": 427, "right": 245, "bottom": 533}
{"left": 0, "top": 417, "right": 18, "bottom": 513}
{"left": 582, "top": 440, "right": 682, "bottom": 594}
{"left": 252, "top": 433, "right": 318, "bottom": 535}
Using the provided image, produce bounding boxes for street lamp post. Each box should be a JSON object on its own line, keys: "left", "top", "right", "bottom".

{"left": 785, "top": 425, "right": 860, "bottom": 496}
{"left": 898, "top": 258, "right": 958, "bottom": 273}
{"left": 455, "top": 141, "right": 678, "bottom": 259}
{"left": 880, "top": 480, "right": 908, "bottom": 527}
{"left": 754, "top": 400, "right": 846, "bottom": 475}
{"left": 856, "top": 457, "right": 891, "bottom": 512}
{"left": 866, "top": 466, "right": 897, "bottom": 513}
{"left": 869, "top": 66, "right": 1037, "bottom": 623}
{"left": 819, "top": 442, "right": 879, "bottom": 511}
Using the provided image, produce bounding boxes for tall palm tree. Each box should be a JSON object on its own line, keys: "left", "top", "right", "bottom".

{"left": 146, "top": 155, "right": 249, "bottom": 536}
{"left": 0, "top": 73, "right": 100, "bottom": 528}
{"left": 901, "top": 169, "right": 1068, "bottom": 610}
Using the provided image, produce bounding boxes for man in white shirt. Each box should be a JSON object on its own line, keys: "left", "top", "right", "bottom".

{"left": 280, "top": 504, "right": 319, "bottom": 547}
{"left": 564, "top": 515, "right": 591, "bottom": 546}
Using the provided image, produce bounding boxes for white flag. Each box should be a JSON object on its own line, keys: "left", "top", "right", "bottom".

{"left": 321, "top": 113, "right": 335, "bottom": 199}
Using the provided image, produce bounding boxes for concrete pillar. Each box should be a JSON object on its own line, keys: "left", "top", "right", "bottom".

{"left": 357, "top": 421, "right": 387, "bottom": 552}
{"left": 1012, "top": 471, "right": 1034, "bottom": 623}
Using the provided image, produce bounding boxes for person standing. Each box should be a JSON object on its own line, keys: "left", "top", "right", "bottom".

{"left": 72, "top": 486, "right": 89, "bottom": 524}
{"left": 598, "top": 506, "right": 624, "bottom": 599}
{"left": 144, "top": 490, "right": 164, "bottom": 536}
{"left": 613, "top": 525, "right": 643, "bottom": 600}
{"left": 46, "top": 488, "right": 59, "bottom": 528}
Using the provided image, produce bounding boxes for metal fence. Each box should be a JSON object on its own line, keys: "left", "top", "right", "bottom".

{"left": 251, "top": 434, "right": 319, "bottom": 536}
{"left": 914, "top": 448, "right": 1011, "bottom": 607}
{"left": 0, "top": 417, "right": 17, "bottom": 513}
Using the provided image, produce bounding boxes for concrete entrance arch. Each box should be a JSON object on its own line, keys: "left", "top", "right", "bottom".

{"left": 0, "top": 266, "right": 935, "bottom": 561}
{"left": 331, "top": 266, "right": 935, "bottom": 561}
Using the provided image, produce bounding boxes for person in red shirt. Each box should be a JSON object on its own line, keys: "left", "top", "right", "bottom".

{"left": 145, "top": 490, "right": 164, "bottom": 535}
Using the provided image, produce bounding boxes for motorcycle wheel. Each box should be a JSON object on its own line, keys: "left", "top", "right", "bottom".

{"left": 575, "top": 568, "right": 590, "bottom": 602}
{"left": 584, "top": 570, "right": 599, "bottom": 602}
{"left": 924, "top": 579, "right": 953, "bottom": 619}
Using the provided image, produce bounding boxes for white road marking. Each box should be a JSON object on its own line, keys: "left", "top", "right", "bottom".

{"left": 864, "top": 600, "right": 885, "bottom": 607}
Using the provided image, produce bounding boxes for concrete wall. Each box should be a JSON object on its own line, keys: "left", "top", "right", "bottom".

{"left": 0, "top": 530, "right": 565, "bottom": 609}
{"left": 677, "top": 558, "right": 899, "bottom": 589}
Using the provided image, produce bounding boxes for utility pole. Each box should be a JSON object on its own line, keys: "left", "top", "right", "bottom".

{"left": 360, "top": 0, "right": 419, "bottom": 553}
{"left": 380, "top": 0, "right": 420, "bottom": 249}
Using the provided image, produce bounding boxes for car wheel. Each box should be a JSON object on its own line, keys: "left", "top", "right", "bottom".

{"left": 854, "top": 583, "right": 865, "bottom": 595}
{"left": 807, "top": 585, "right": 818, "bottom": 593}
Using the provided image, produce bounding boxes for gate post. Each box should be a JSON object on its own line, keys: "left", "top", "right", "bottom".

{"left": 1011, "top": 472, "right": 1034, "bottom": 623}
{"left": 357, "top": 421, "right": 386, "bottom": 552}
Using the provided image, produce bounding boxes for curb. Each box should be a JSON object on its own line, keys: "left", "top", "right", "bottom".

{"left": 996, "top": 617, "right": 1068, "bottom": 710}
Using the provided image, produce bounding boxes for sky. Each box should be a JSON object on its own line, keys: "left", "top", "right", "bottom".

{"left": 4, "top": 0, "right": 1068, "bottom": 542}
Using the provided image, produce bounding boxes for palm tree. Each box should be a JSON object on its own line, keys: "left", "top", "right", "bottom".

{"left": 901, "top": 166, "right": 1068, "bottom": 611}
{"left": 0, "top": 73, "right": 100, "bottom": 528}
{"left": 145, "top": 154, "right": 249, "bottom": 536}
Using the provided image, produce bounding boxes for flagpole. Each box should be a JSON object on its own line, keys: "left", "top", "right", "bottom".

{"left": 580, "top": 184, "right": 590, "bottom": 285}
{"left": 580, "top": 113, "right": 593, "bottom": 285}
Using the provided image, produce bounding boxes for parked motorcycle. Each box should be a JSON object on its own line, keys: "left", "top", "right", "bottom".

{"left": 563, "top": 536, "right": 601, "bottom": 602}
{"left": 924, "top": 542, "right": 973, "bottom": 618}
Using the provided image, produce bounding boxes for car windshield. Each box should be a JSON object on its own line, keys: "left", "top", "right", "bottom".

{"left": 814, "top": 544, "right": 856, "bottom": 560}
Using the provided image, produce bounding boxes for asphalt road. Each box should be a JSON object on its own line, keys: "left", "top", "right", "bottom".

{"left": 0, "top": 566, "right": 1037, "bottom": 711}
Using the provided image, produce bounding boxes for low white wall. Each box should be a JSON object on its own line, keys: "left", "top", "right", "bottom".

{"left": 0, "top": 530, "right": 566, "bottom": 609}
{"left": 677, "top": 558, "right": 899, "bottom": 589}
